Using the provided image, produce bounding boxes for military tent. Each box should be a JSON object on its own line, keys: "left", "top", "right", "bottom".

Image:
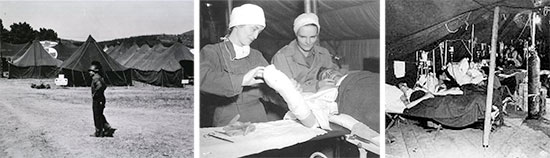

{"left": 124, "top": 43, "right": 167, "bottom": 69}
{"left": 132, "top": 42, "right": 193, "bottom": 87}
{"left": 0, "top": 42, "right": 30, "bottom": 58}
{"left": 1, "top": 42, "right": 31, "bottom": 71}
{"left": 114, "top": 43, "right": 139, "bottom": 64}
{"left": 59, "top": 35, "right": 131, "bottom": 86}
{"left": 10, "top": 42, "right": 33, "bottom": 60}
{"left": 8, "top": 40, "right": 62, "bottom": 79}
{"left": 119, "top": 44, "right": 151, "bottom": 66}
{"left": 108, "top": 42, "right": 134, "bottom": 59}
{"left": 53, "top": 40, "right": 80, "bottom": 61}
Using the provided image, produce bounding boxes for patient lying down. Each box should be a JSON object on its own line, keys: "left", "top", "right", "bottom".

{"left": 262, "top": 65, "right": 380, "bottom": 146}
{"left": 386, "top": 82, "right": 501, "bottom": 128}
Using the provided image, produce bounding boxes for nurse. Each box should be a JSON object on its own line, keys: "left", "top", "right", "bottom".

{"left": 271, "top": 13, "right": 339, "bottom": 92}
{"left": 200, "top": 4, "right": 271, "bottom": 127}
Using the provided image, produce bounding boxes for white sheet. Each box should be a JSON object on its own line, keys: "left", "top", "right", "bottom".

{"left": 385, "top": 84, "right": 406, "bottom": 113}
{"left": 200, "top": 120, "right": 327, "bottom": 158}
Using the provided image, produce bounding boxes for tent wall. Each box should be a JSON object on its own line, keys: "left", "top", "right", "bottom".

{"left": 132, "top": 69, "right": 183, "bottom": 87}
{"left": 321, "top": 39, "right": 380, "bottom": 71}
{"left": 251, "top": 39, "right": 379, "bottom": 71}
{"left": 8, "top": 65, "right": 58, "bottom": 79}
{"left": 180, "top": 60, "right": 194, "bottom": 79}
{"left": 61, "top": 69, "right": 132, "bottom": 87}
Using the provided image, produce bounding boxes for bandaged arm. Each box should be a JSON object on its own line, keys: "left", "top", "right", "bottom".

{"left": 263, "top": 65, "right": 317, "bottom": 127}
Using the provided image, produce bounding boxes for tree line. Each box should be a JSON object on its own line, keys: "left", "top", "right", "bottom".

{"left": 1, "top": 18, "right": 59, "bottom": 44}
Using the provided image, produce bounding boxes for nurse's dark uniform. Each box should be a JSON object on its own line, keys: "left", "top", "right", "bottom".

{"left": 200, "top": 41, "right": 270, "bottom": 127}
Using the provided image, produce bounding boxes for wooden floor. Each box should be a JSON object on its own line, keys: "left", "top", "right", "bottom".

{"left": 386, "top": 103, "right": 550, "bottom": 158}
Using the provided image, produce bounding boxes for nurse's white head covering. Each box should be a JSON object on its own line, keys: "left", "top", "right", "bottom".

{"left": 293, "top": 13, "right": 320, "bottom": 34}
{"left": 228, "top": 4, "right": 266, "bottom": 29}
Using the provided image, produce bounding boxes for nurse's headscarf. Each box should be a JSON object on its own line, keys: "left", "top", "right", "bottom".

{"left": 293, "top": 13, "right": 320, "bottom": 35}
{"left": 225, "top": 4, "right": 265, "bottom": 59}
{"left": 228, "top": 4, "right": 265, "bottom": 29}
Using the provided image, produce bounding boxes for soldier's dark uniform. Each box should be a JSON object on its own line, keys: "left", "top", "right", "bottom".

{"left": 91, "top": 72, "right": 114, "bottom": 137}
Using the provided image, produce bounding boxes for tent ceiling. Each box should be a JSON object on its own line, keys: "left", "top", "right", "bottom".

{"left": 386, "top": 0, "right": 550, "bottom": 59}
{"left": 203, "top": 0, "right": 379, "bottom": 41}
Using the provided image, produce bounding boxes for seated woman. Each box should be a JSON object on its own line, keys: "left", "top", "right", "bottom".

{"left": 262, "top": 65, "right": 380, "bottom": 146}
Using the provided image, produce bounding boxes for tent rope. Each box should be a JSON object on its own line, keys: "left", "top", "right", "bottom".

{"left": 516, "top": 17, "right": 531, "bottom": 40}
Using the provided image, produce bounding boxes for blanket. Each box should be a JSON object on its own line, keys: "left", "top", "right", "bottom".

{"left": 336, "top": 71, "right": 380, "bottom": 132}
{"left": 403, "top": 92, "right": 487, "bottom": 128}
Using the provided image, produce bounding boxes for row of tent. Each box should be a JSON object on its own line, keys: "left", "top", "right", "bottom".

{"left": 5, "top": 35, "right": 194, "bottom": 87}
{"left": 106, "top": 39, "right": 194, "bottom": 87}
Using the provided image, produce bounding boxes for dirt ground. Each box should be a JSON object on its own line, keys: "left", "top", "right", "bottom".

{"left": 386, "top": 99, "right": 550, "bottom": 158}
{"left": 0, "top": 78, "right": 194, "bottom": 158}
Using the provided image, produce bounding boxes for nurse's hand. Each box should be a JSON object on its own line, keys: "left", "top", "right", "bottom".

{"left": 242, "top": 66, "right": 265, "bottom": 86}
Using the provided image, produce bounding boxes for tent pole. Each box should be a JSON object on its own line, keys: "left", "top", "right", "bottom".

{"left": 0, "top": 32, "right": 3, "bottom": 78}
{"left": 483, "top": 6, "right": 499, "bottom": 148}
{"left": 312, "top": 0, "right": 317, "bottom": 14}
{"left": 527, "top": 11, "right": 542, "bottom": 119}
{"left": 444, "top": 41, "right": 447, "bottom": 65}
{"left": 432, "top": 49, "right": 435, "bottom": 73}
{"left": 227, "top": 0, "right": 233, "bottom": 16}
{"left": 225, "top": 0, "right": 233, "bottom": 29}
{"left": 532, "top": 12, "right": 536, "bottom": 46}
{"left": 471, "top": 24, "right": 475, "bottom": 59}
{"left": 304, "top": 0, "right": 311, "bottom": 13}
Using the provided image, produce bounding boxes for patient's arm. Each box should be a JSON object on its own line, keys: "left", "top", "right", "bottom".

{"left": 263, "top": 65, "right": 317, "bottom": 128}
{"left": 405, "top": 93, "right": 434, "bottom": 109}
{"left": 433, "top": 87, "right": 463, "bottom": 96}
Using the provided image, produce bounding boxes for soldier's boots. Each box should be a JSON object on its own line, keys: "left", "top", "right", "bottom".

{"left": 103, "top": 123, "right": 117, "bottom": 137}
{"left": 90, "top": 128, "right": 104, "bottom": 137}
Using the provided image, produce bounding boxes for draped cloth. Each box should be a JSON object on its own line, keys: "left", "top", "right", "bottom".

{"left": 336, "top": 71, "right": 380, "bottom": 132}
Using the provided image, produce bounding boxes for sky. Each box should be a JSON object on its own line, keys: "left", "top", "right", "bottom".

{"left": 0, "top": 0, "right": 194, "bottom": 42}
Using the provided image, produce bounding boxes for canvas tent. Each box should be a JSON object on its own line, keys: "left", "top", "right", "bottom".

{"left": 10, "top": 42, "right": 33, "bottom": 60}
{"left": 386, "top": 0, "right": 547, "bottom": 60}
{"left": 108, "top": 42, "right": 134, "bottom": 60}
{"left": 114, "top": 43, "right": 139, "bottom": 64}
{"left": 132, "top": 42, "right": 194, "bottom": 87}
{"left": 53, "top": 40, "right": 80, "bottom": 61}
{"left": 201, "top": 0, "right": 379, "bottom": 71}
{"left": 59, "top": 35, "right": 131, "bottom": 86}
{"left": 0, "top": 42, "right": 30, "bottom": 59}
{"left": 386, "top": 0, "right": 550, "bottom": 148}
{"left": 124, "top": 43, "right": 167, "bottom": 69}
{"left": 119, "top": 44, "right": 150, "bottom": 66}
{"left": 8, "top": 40, "right": 62, "bottom": 79}
{"left": 385, "top": 0, "right": 550, "bottom": 85}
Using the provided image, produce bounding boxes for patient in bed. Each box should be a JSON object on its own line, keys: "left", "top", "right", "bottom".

{"left": 262, "top": 65, "right": 380, "bottom": 146}
{"left": 386, "top": 81, "right": 501, "bottom": 128}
